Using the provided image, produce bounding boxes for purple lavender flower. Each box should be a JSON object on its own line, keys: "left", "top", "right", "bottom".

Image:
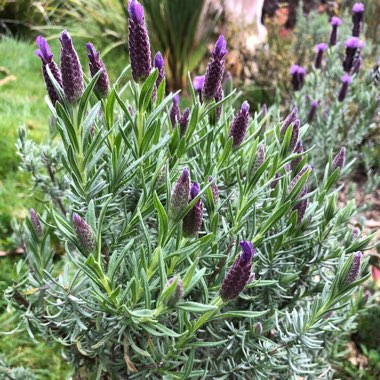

{"left": 290, "top": 64, "right": 306, "bottom": 91}
{"left": 288, "top": 165, "right": 311, "bottom": 193}
{"left": 208, "top": 176, "right": 219, "bottom": 204}
{"left": 345, "top": 251, "right": 363, "bottom": 283}
{"left": 35, "top": 36, "right": 63, "bottom": 105}
{"left": 260, "top": 103, "right": 268, "bottom": 135}
{"left": 352, "top": 227, "right": 360, "bottom": 240}
{"left": 214, "top": 85, "right": 223, "bottom": 122}
{"left": 59, "top": 31, "right": 84, "bottom": 104}
{"left": 343, "top": 37, "right": 365, "bottom": 73}
{"left": 169, "top": 168, "right": 190, "bottom": 220}
{"left": 72, "top": 213, "right": 96, "bottom": 253}
{"left": 292, "top": 184, "right": 308, "bottom": 224}
{"left": 338, "top": 74, "right": 353, "bottom": 102}
{"left": 329, "top": 17, "right": 342, "bottom": 46}
{"left": 165, "top": 277, "right": 184, "bottom": 306}
{"left": 220, "top": 241, "right": 255, "bottom": 301}
{"left": 314, "top": 43, "right": 328, "bottom": 69}
{"left": 170, "top": 94, "right": 180, "bottom": 128}
{"left": 280, "top": 106, "right": 298, "bottom": 135}
{"left": 289, "top": 119, "right": 300, "bottom": 151}
{"left": 271, "top": 173, "right": 281, "bottom": 190}
{"left": 30, "top": 208, "right": 43, "bottom": 237}
{"left": 183, "top": 182, "right": 203, "bottom": 237}
{"left": 352, "top": 3, "right": 365, "bottom": 37}
{"left": 332, "top": 147, "right": 346, "bottom": 170}
{"left": 252, "top": 143, "right": 265, "bottom": 173}
{"left": 203, "top": 35, "right": 228, "bottom": 101}
{"left": 291, "top": 140, "right": 304, "bottom": 172}
{"left": 193, "top": 75, "right": 205, "bottom": 103}
{"left": 85, "top": 43, "right": 110, "bottom": 98}
{"left": 308, "top": 100, "right": 319, "bottom": 122}
{"left": 153, "top": 51, "right": 165, "bottom": 88}
{"left": 230, "top": 101, "right": 250, "bottom": 147}
{"left": 179, "top": 107, "right": 190, "bottom": 137}
{"left": 128, "top": 0, "right": 152, "bottom": 82}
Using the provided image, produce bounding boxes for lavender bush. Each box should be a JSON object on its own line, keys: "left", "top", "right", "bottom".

{"left": 6, "top": 1, "right": 375, "bottom": 378}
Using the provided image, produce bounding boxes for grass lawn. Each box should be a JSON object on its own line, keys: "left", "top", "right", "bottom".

{"left": 0, "top": 36, "right": 128, "bottom": 378}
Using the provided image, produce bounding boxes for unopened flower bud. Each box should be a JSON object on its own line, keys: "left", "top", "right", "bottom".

{"left": 332, "top": 147, "right": 346, "bottom": 170}
{"left": 179, "top": 107, "right": 190, "bottom": 137}
{"left": 291, "top": 140, "right": 304, "bottom": 172}
{"left": 170, "top": 94, "right": 180, "bottom": 128}
{"left": 165, "top": 277, "right": 184, "bottom": 306}
{"left": 314, "top": 43, "right": 328, "bottom": 69}
{"left": 72, "top": 213, "right": 96, "bottom": 253}
{"left": 252, "top": 143, "right": 265, "bottom": 173}
{"left": 153, "top": 51, "right": 165, "bottom": 87}
{"left": 289, "top": 119, "right": 300, "bottom": 151}
{"left": 290, "top": 65, "right": 306, "bottom": 91}
{"left": 345, "top": 251, "right": 363, "bottom": 283}
{"left": 230, "top": 101, "right": 250, "bottom": 147}
{"left": 338, "top": 74, "right": 352, "bottom": 102}
{"left": 169, "top": 168, "right": 190, "bottom": 220}
{"left": 255, "top": 322, "right": 263, "bottom": 335}
{"left": 280, "top": 107, "right": 298, "bottom": 135}
{"left": 288, "top": 165, "right": 311, "bottom": 193}
{"left": 352, "top": 227, "right": 360, "bottom": 240}
{"left": 208, "top": 176, "right": 219, "bottom": 204}
{"left": 193, "top": 75, "right": 205, "bottom": 103}
{"left": 183, "top": 182, "right": 203, "bottom": 237}
{"left": 329, "top": 17, "right": 342, "bottom": 46}
{"left": 220, "top": 241, "right": 255, "bottom": 301}
{"left": 30, "top": 208, "right": 43, "bottom": 237}
{"left": 308, "top": 100, "right": 319, "bottom": 122}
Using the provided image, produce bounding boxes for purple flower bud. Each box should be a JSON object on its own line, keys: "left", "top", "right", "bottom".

{"left": 208, "top": 176, "right": 219, "bottom": 204}
{"left": 85, "top": 43, "right": 110, "bottom": 98}
{"left": 308, "top": 100, "right": 319, "bottom": 122}
{"left": 329, "top": 17, "right": 342, "bottom": 46}
{"left": 220, "top": 241, "right": 255, "bottom": 301}
{"left": 260, "top": 103, "right": 268, "bottom": 135}
{"left": 289, "top": 119, "right": 300, "bottom": 151}
{"left": 169, "top": 168, "right": 190, "bottom": 219}
{"left": 59, "top": 31, "right": 84, "bottom": 104}
{"left": 292, "top": 184, "right": 308, "bottom": 224}
{"left": 215, "top": 85, "right": 223, "bottom": 122}
{"left": 193, "top": 75, "right": 205, "bottom": 103}
{"left": 72, "top": 213, "right": 96, "bottom": 253}
{"left": 30, "top": 208, "right": 43, "bottom": 237}
{"left": 128, "top": 0, "right": 152, "bottom": 82}
{"left": 352, "top": 3, "right": 365, "bottom": 37}
{"left": 230, "top": 101, "right": 250, "bottom": 147}
{"left": 183, "top": 182, "right": 203, "bottom": 237}
{"left": 314, "top": 43, "right": 328, "bottom": 69}
{"left": 203, "top": 35, "right": 228, "bottom": 101}
{"left": 288, "top": 165, "right": 311, "bottom": 193}
{"left": 255, "top": 322, "right": 263, "bottom": 335}
{"left": 352, "top": 227, "right": 360, "bottom": 240}
{"left": 252, "top": 143, "right": 265, "bottom": 173}
{"left": 343, "top": 37, "right": 365, "bottom": 73}
{"left": 153, "top": 51, "right": 165, "bottom": 87}
{"left": 271, "top": 172, "right": 281, "bottom": 189}
{"left": 35, "top": 36, "right": 63, "bottom": 105}
{"left": 170, "top": 94, "right": 180, "bottom": 128}
{"left": 280, "top": 106, "right": 298, "bottom": 134}
{"left": 179, "top": 107, "right": 190, "bottom": 137}
{"left": 165, "top": 277, "right": 184, "bottom": 306}
{"left": 332, "top": 147, "right": 346, "bottom": 170}
{"left": 291, "top": 140, "right": 304, "bottom": 172}
{"left": 290, "top": 64, "right": 306, "bottom": 91}
{"left": 338, "top": 74, "right": 352, "bottom": 102}
{"left": 345, "top": 251, "right": 363, "bottom": 283}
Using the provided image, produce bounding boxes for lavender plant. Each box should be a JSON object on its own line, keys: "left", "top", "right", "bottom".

{"left": 288, "top": 3, "right": 380, "bottom": 178}
{"left": 6, "top": 1, "right": 375, "bottom": 378}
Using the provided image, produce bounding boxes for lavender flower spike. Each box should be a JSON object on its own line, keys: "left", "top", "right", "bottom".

{"left": 35, "top": 36, "right": 63, "bottom": 105}
{"left": 30, "top": 208, "right": 43, "bottom": 237}
{"left": 288, "top": 165, "right": 312, "bottom": 193}
{"left": 170, "top": 94, "right": 180, "bottom": 128}
{"left": 252, "top": 143, "right": 265, "bottom": 173}
{"left": 128, "top": 0, "right": 152, "bottom": 82}
{"left": 85, "top": 43, "right": 110, "bottom": 98}
{"left": 352, "top": 3, "right": 365, "bottom": 37}
{"left": 230, "top": 101, "right": 250, "bottom": 147}
{"left": 153, "top": 51, "right": 165, "bottom": 87}
{"left": 183, "top": 182, "right": 203, "bottom": 237}
{"left": 332, "top": 147, "right": 346, "bottom": 170}
{"left": 203, "top": 35, "right": 228, "bottom": 101}
{"left": 308, "top": 100, "right": 319, "bottom": 122}
{"left": 220, "top": 241, "right": 255, "bottom": 301}
{"left": 343, "top": 37, "right": 365, "bottom": 73}
{"left": 179, "top": 107, "right": 190, "bottom": 137}
{"left": 280, "top": 106, "right": 298, "bottom": 134}
{"left": 291, "top": 140, "right": 304, "bottom": 172}
{"left": 314, "top": 43, "right": 328, "bottom": 69}
{"left": 352, "top": 227, "right": 360, "bottom": 240}
{"left": 292, "top": 184, "right": 308, "bottom": 224}
{"left": 193, "top": 75, "right": 205, "bottom": 103}
{"left": 165, "top": 277, "right": 184, "bottom": 306}
{"left": 289, "top": 119, "right": 300, "bottom": 151}
{"left": 338, "top": 74, "right": 352, "bottom": 102}
{"left": 290, "top": 65, "right": 306, "bottom": 91}
{"left": 169, "top": 168, "right": 190, "bottom": 220}
{"left": 329, "top": 17, "right": 342, "bottom": 46}
{"left": 72, "top": 213, "right": 96, "bottom": 253}
{"left": 59, "top": 31, "right": 84, "bottom": 104}
{"left": 345, "top": 251, "right": 363, "bottom": 283}
{"left": 208, "top": 176, "right": 219, "bottom": 204}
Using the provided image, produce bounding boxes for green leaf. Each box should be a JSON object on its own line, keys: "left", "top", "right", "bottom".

{"left": 139, "top": 69, "right": 159, "bottom": 112}
{"left": 154, "top": 192, "right": 168, "bottom": 246}
{"left": 176, "top": 302, "right": 217, "bottom": 313}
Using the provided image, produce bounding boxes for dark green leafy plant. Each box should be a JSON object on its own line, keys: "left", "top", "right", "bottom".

{"left": 4, "top": 2, "right": 375, "bottom": 378}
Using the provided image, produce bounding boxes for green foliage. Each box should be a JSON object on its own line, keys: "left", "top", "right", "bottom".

{"left": 5, "top": 27, "right": 375, "bottom": 378}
